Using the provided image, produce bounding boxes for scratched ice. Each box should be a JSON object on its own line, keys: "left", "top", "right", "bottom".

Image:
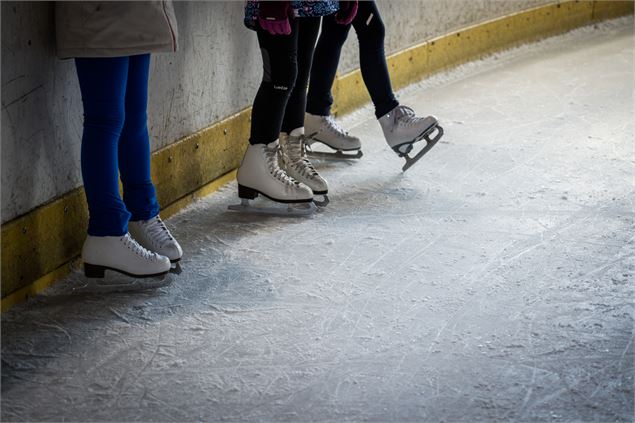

{"left": 2, "top": 18, "right": 633, "bottom": 422}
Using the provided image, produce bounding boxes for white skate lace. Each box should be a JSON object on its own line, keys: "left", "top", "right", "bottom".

{"left": 265, "top": 144, "right": 299, "bottom": 187}
{"left": 143, "top": 216, "right": 175, "bottom": 249}
{"left": 121, "top": 233, "right": 158, "bottom": 261}
{"left": 285, "top": 137, "right": 320, "bottom": 179}
{"left": 394, "top": 106, "right": 423, "bottom": 128}
{"left": 323, "top": 115, "right": 350, "bottom": 137}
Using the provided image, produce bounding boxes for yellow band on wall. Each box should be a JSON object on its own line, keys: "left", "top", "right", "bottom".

{"left": 2, "top": 0, "right": 633, "bottom": 312}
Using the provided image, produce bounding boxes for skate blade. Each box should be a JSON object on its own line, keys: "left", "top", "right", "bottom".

{"left": 402, "top": 125, "right": 444, "bottom": 172}
{"left": 170, "top": 261, "right": 182, "bottom": 275}
{"left": 72, "top": 272, "right": 172, "bottom": 294}
{"left": 228, "top": 199, "right": 316, "bottom": 217}
{"left": 313, "top": 194, "right": 330, "bottom": 208}
{"left": 306, "top": 143, "right": 363, "bottom": 160}
{"left": 307, "top": 150, "right": 363, "bottom": 160}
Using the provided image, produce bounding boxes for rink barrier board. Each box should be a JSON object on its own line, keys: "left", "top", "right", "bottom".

{"left": 331, "top": 0, "right": 634, "bottom": 116}
{"left": 2, "top": 0, "right": 633, "bottom": 311}
{"left": 1, "top": 170, "right": 238, "bottom": 311}
{"left": 1, "top": 107, "right": 250, "bottom": 307}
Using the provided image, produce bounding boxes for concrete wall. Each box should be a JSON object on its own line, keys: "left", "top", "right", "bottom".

{"left": 338, "top": 0, "right": 553, "bottom": 73}
{"left": 1, "top": 0, "right": 552, "bottom": 224}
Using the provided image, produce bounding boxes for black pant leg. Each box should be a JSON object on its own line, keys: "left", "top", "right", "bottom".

{"left": 306, "top": 1, "right": 399, "bottom": 119}
{"left": 353, "top": 0, "right": 399, "bottom": 118}
{"left": 305, "top": 14, "right": 352, "bottom": 116}
{"left": 249, "top": 20, "right": 299, "bottom": 145}
{"left": 281, "top": 17, "right": 321, "bottom": 133}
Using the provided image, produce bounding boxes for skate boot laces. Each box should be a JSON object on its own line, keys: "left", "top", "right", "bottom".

{"left": 394, "top": 106, "right": 422, "bottom": 128}
{"left": 265, "top": 144, "right": 300, "bottom": 187}
{"left": 324, "top": 115, "right": 350, "bottom": 137}
{"left": 285, "top": 137, "right": 320, "bottom": 179}
{"left": 143, "top": 216, "right": 175, "bottom": 249}
{"left": 121, "top": 233, "right": 161, "bottom": 262}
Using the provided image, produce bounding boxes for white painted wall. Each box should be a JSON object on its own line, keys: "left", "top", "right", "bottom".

{"left": 1, "top": 0, "right": 552, "bottom": 223}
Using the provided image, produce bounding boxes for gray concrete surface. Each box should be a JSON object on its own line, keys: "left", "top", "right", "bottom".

{"left": 337, "top": 0, "right": 552, "bottom": 73}
{"left": 1, "top": 0, "right": 552, "bottom": 224}
{"left": 1, "top": 18, "right": 633, "bottom": 422}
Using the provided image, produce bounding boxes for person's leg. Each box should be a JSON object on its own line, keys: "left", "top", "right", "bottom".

{"left": 75, "top": 57, "right": 130, "bottom": 236}
{"left": 76, "top": 56, "right": 171, "bottom": 278}
{"left": 278, "top": 17, "right": 328, "bottom": 199}
{"left": 118, "top": 54, "right": 159, "bottom": 222}
{"left": 303, "top": 11, "right": 361, "bottom": 154}
{"left": 305, "top": 15, "right": 351, "bottom": 117}
{"left": 249, "top": 19, "right": 299, "bottom": 145}
{"left": 281, "top": 17, "right": 321, "bottom": 134}
{"left": 352, "top": 0, "right": 399, "bottom": 119}
{"left": 352, "top": 1, "right": 442, "bottom": 167}
{"left": 237, "top": 20, "right": 313, "bottom": 205}
{"left": 118, "top": 53, "right": 182, "bottom": 262}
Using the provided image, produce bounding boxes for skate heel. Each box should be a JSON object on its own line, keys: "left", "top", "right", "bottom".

{"left": 238, "top": 185, "right": 258, "bottom": 200}
{"left": 84, "top": 263, "right": 106, "bottom": 278}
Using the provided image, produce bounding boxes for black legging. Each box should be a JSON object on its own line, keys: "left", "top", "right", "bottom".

{"left": 307, "top": 0, "right": 399, "bottom": 119}
{"left": 250, "top": 17, "right": 321, "bottom": 145}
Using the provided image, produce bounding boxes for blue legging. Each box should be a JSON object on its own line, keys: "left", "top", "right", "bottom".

{"left": 75, "top": 54, "right": 159, "bottom": 236}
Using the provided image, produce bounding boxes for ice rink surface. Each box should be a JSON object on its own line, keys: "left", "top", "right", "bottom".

{"left": 2, "top": 18, "right": 633, "bottom": 422}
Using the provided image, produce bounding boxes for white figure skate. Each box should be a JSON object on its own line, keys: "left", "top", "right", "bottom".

{"left": 279, "top": 130, "right": 329, "bottom": 207}
{"left": 129, "top": 215, "right": 183, "bottom": 274}
{"left": 228, "top": 141, "right": 317, "bottom": 216}
{"left": 76, "top": 233, "right": 173, "bottom": 293}
{"left": 304, "top": 113, "right": 363, "bottom": 160}
{"left": 379, "top": 105, "right": 444, "bottom": 172}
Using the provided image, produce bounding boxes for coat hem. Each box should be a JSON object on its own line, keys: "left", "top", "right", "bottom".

{"left": 57, "top": 43, "right": 176, "bottom": 59}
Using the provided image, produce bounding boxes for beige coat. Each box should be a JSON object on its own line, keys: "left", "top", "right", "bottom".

{"left": 56, "top": 1, "right": 178, "bottom": 59}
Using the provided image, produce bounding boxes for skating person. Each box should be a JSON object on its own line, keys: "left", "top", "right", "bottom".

{"left": 305, "top": 0, "right": 443, "bottom": 170}
{"left": 56, "top": 1, "right": 183, "bottom": 280}
{"left": 231, "top": 0, "right": 357, "bottom": 213}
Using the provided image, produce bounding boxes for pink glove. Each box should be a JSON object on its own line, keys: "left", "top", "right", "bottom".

{"left": 258, "top": 1, "right": 293, "bottom": 35}
{"left": 335, "top": 0, "right": 358, "bottom": 25}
